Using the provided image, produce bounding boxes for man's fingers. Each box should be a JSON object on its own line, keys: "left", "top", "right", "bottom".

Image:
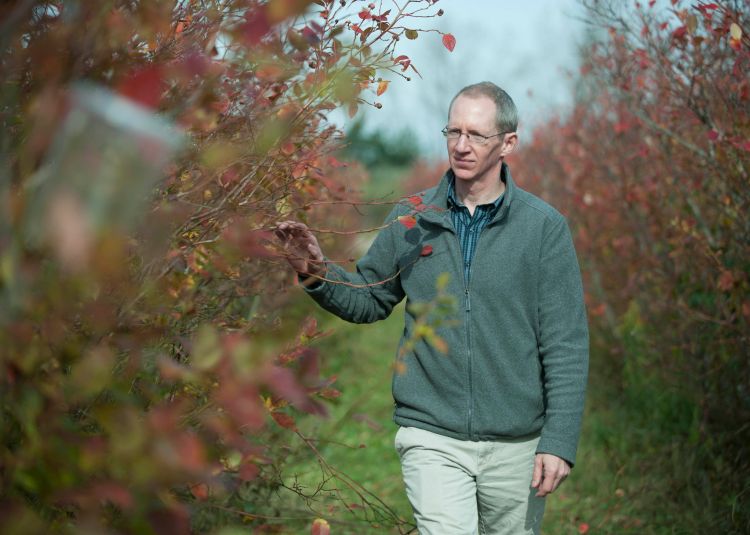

{"left": 531, "top": 455, "right": 543, "bottom": 489}
{"left": 541, "top": 469, "right": 557, "bottom": 495}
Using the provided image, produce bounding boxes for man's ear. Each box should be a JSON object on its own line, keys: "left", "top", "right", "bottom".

{"left": 500, "top": 132, "right": 518, "bottom": 157}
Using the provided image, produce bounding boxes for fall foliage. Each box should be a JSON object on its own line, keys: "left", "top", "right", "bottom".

{"left": 0, "top": 1, "right": 452, "bottom": 533}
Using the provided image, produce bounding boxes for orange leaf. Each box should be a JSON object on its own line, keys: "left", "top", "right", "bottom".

{"left": 281, "top": 141, "right": 296, "bottom": 155}
{"left": 348, "top": 102, "right": 358, "bottom": 118}
{"left": 376, "top": 80, "right": 389, "bottom": 96}
{"left": 442, "top": 33, "right": 456, "bottom": 52}
{"left": 190, "top": 483, "right": 209, "bottom": 501}
{"left": 311, "top": 518, "right": 330, "bottom": 535}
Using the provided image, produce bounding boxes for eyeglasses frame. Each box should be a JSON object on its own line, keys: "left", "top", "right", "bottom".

{"left": 441, "top": 126, "right": 508, "bottom": 146}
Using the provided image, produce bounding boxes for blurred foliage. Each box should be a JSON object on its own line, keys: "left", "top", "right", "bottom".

{"left": 510, "top": 0, "right": 750, "bottom": 531}
{"left": 0, "top": 0, "right": 453, "bottom": 533}
{"left": 342, "top": 118, "right": 419, "bottom": 169}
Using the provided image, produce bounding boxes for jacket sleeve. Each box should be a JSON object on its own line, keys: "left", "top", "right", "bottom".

{"left": 535, "top": 216, "right": 589, "bottom": 466}
{"left": 302, "top": 205, "right": 406, "bottom": 324}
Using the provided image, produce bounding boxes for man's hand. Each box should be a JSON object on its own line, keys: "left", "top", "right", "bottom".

{"left": 531, "top": 453, "right": 570, "bottom": 497}
{"left": 274, "top": 221, "right": 326, "bottom": 278}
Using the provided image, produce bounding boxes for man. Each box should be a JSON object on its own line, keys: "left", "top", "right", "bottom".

{"left": 275, "top": 82, "right": 589, "bottom": 534}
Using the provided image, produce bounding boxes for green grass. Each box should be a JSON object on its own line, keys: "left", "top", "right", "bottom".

{"left": 266, "top": 303, "right": 716, "bottom": 534}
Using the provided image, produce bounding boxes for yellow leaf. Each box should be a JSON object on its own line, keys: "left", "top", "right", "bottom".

{"left": 730, "top": 22, "right": 742, "bottom": 41}
{"left": 436, "top": 272, "right": 450, "bottom": 291}
{"left": 376, "top": 80, "right": 389, "bottom": 96}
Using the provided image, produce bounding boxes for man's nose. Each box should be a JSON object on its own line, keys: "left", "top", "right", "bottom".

{"left": 454, "top": 133, "right": 471, "bottom": 151}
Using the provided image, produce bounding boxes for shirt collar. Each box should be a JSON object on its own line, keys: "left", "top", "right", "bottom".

{"left": 447, "top": 174, "right": 505, "bottom": 212}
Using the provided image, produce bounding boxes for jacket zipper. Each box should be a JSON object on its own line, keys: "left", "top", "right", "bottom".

{"left": 449, "top": 210, "right": 502, "bottom": 440}
{"left": 459, "top": 227, "right": 475, "bottom": 439}
{"left": 445, "top": 220, "right": 474, "bottom": 438}
{"left": 465, "top": 218, "right": 501, "bottom": 440}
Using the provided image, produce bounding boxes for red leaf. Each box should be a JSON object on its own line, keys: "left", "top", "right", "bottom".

{"left": 707, "top": 129, "right": 720, "bottom": 141}
{"left": 420, "top": 244, "right": 433, "bottom": 256}
{"left": 173, "top": 433, "right": 206, "bottom": 472}
{"left": 116, "top": 65, "right": 165, "bottom": 109}
{"left": 398, "top": 215, "right": 417, "bottom": 229}
{"left": 239, "top": 461, "right": 260, "bottom": 481}
{"left": 407, "top": 195, "right": 422, "bottom": 206}
{"left": 319, "top": 387, "right": 341, "bottom": 399}
{"left": 311, "top": 518, "right": 330, "bottom": 535}
{"left": 215, "top": 382, "right": 265, "bottom": 431}
{"left": 242, "top": 7, "right": 272, "bottom": 45}
{"left": 223, "top": 227, "right": 275, "bottom": 258}
{"left": 358, "top": 8, "right": 372, "bottom": 20}
{"left": 272, "top": 411, "right": 297, "bottom": 430}
{"left": 265, "top": 366, "right": 308, "bottom": 407}
{"left": 302, "top": 25, "right": 320, "bottom": 44}
{"left": 718, "top": 270, "right": 734, "bottom": 291}
{"left": 578, "top": 523, "right": 590, "bottom": 534}
{"left": 92, "top": 482, "right": 134, "bottom": 509}
{"left": 672, "top": 26, "right": 687, "bottom": 39}
{"left": 190, "top": 483, "right": 209, "bottom": 501}
{"left": 442, "top": 33, "right": 456, "bottom": 52}
{"left": 327, "top": 155, "right": 347, "bottom": 168}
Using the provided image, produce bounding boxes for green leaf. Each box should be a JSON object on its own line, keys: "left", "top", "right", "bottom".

{"left": 192, "top": 324, "right": 222, "bottom": 371}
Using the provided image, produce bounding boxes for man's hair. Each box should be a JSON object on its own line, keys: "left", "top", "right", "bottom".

{"left": 449, "top": 82, "right": 518, "bottom": 134}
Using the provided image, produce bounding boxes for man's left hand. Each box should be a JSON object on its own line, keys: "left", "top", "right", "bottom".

{"left": 531, "top": 453, "right": 570, "bottom": 497}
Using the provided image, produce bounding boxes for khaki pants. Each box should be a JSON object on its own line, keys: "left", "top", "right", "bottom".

{"left": 395, "top": 426, "right": 545, "bottom": 535}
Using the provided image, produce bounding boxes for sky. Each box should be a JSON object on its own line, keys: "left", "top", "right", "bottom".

{"left": 335, "top": 0, "right": 588, "bottom": 158}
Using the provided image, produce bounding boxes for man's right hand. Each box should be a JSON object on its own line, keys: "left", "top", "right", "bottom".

{"left": 274, "top": 221, "right": 326, "bottom": 278}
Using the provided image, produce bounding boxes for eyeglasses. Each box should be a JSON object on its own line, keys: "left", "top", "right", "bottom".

{"left": 441, "top": 127, "right": 505, "bottom": 145}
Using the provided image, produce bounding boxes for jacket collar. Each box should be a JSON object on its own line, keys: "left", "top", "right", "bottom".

{"left": 419, "top": 162, "right": 515, "bottom": 228}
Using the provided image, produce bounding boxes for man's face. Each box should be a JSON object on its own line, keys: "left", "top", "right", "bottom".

{"left": 446, "top": 94, "right": 515, "bottom": 183}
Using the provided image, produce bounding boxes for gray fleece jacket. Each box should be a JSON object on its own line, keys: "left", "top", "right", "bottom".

{"left": 304, "top": 164, "right": 589, "bottom": 465}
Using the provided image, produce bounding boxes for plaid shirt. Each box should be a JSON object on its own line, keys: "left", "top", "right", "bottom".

{"left": 447, "top": 177, "right": 504, "bottom": 283}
